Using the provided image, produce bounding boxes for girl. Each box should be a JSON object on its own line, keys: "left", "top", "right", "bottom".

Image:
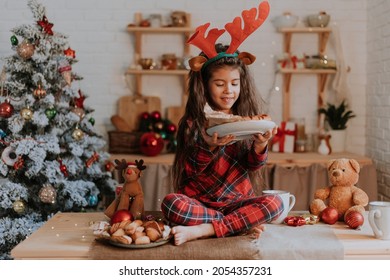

{"left": 161, "top": 44, "right": 283, "bottom": 246}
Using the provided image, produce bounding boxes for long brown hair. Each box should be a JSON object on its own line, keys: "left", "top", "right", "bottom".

{"left": 172, "top": 44, "right": 265, "bottom": 190}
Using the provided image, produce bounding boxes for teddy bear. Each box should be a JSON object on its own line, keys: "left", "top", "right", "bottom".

{"left": 310, "top": 158, "right": 369, "bottom": 221}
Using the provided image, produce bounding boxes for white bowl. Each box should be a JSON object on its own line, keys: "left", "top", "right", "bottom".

{"left": 272, "top": 13, "right": 299, "bottom": 29}
{"left": 307, "top": 13, "right": 330, "bottom": 27}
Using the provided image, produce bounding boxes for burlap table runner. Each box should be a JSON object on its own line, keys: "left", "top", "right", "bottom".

{"left": 89, "top": 223, "right": 344, "bottom": 260}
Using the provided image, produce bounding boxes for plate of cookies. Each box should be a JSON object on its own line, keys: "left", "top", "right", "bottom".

{"left": 92, "top": 219, "right": 172, "bottom": 249}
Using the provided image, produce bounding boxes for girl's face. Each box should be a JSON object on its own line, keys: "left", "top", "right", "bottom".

{"left": 207, "top": 66, "right": 240, "bottom": 114}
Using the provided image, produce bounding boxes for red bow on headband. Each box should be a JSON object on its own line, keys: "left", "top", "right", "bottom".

{"left": 187, "top": 1, "right": 270, "bottom": 71}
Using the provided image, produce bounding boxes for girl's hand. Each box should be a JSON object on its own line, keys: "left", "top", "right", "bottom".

{"left": 201, "top": 129, "right": 236, "bottom": 150}
{"left": 252, "top": 126, "right": 278, "bottom": 154}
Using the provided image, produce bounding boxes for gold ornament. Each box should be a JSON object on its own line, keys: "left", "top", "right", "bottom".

{"left": 20, "top": 107, "right": 33, "bottom": 120}
{"left": 33, "top": 84, "right": 46, "bottom": 99}
{"left": 72, "top": 127, "right": 84, "bottom": 140}
{"left": 13, "top": 200, "right": 25, "bottom": 214}
{"left": 17, "top": 40, "right": 35, "bottom": 60}
{"left": 39, "top": 184, "right": 57, "bottom": 204}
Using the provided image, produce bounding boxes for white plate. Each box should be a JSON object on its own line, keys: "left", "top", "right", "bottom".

{"left": 206, "top": 120, "right": 276, "bottom": 141}
{"left": 109, "top": 238, "right": 171, "bottom": 249}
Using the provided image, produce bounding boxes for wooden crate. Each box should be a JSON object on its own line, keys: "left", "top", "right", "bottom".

{"left": 108, "top": 131, "right": 143, "bottom": 154}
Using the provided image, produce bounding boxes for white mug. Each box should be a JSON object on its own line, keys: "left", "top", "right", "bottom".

{"left": 368, "top": 201, "right": 390, "bottom": 240}
{"left": 262, "top": 190, "right": 296, "bottom": 224}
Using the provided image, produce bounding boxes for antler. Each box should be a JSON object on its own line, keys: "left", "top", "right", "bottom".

{"left": 135, "top": 159, "right": 146, "bottom": 171}
{"left": 225, "top": 1, "right": 270, "bottom": 54}
{"left": 114, "top": 159, "right": 128, "bottom": 170}
{"left": 187, "top": 23, "right": 225, "bottom": 58}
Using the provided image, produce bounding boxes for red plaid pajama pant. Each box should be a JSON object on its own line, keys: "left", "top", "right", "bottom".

{"left": 161, "top": 193, "right": 283, "bottom": 237}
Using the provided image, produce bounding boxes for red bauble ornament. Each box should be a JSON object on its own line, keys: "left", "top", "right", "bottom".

{"left": 140, "top": 132, "right": 164, "bottom": 156}
{"left": 140, "top": 112, "right": 150, "bottom": 120}
{"left": 150, "top": 110, "right": 161, "bottom": 121}
{"left": 110, "top": 209, "right": 134, "bottom": 225}
{"left": 320, "top": 207, "right": 339, "bottom": 225}
{"left": 345, "top": 211, "right": 364, "bottom": 229}
{"left": 0, "top": 99, "right": 14, "bottom": 118}
{"left": 166, "top": 123, "right": 177, "bottom": 134}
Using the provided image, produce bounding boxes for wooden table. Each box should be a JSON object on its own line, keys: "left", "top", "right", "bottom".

{"left": 11, "top": 212, "right": 390, "bottom": 260}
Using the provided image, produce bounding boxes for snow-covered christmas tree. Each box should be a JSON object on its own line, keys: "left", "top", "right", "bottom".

{"left": 0, "top": 0, "right": 115, "bottom": 259}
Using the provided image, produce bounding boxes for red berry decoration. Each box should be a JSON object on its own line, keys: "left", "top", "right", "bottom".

{"left": 110, "top": 209, "right": 134, "bottom": 225}
{"left": 150, "top": 110, "right": 161, "bottom": 121}
{"left": 166, "top": 123, "right": 177, "bottom": 134}
{"left": 139, "top": 132, "right": 164, "bottom": 156}
{"left": 320, "top": 207, "right": 339, "bottom": 225}
{"left": 345, "top": 211, "right": 364, "bottom": 229}
{"left": 140, "top": 112, "right": 150, "bottom": 120}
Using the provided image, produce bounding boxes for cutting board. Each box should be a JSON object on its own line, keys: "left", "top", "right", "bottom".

{"left": 118, "top": 95, "right": 161, "bottom": 131}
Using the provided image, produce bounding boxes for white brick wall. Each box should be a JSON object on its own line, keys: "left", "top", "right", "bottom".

{"left": 0, "top": 1, "right": 372, "bottom": 154}
{"left": 367, "top": 0, "right": 390, "bottom": 201}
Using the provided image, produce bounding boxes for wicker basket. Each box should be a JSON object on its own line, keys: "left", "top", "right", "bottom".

{"left": 108, "top": 131, "right": 143, "bottom": 154}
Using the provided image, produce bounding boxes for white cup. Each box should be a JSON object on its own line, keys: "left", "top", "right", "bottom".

{"left": 262, "top": 190, "right": 296, "bottom": 224}
{"left": 368, "top": 201, "right": 390, "bottom": 240}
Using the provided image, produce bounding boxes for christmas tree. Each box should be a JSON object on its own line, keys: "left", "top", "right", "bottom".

{"left": 0, "top": 0, "right": 115, "bottom": 259}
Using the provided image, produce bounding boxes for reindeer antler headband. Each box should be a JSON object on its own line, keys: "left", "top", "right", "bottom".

{"left": 187, "top": 1, "right": 270, "bottom": 72}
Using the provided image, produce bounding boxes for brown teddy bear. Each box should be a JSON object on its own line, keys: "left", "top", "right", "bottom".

{"left": 310, "top": 158, "right": 369, "bottom": 221}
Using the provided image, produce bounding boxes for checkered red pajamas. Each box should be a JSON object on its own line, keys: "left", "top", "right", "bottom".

{"left": 161, "top": 139, "right": 284, "bottom": 237}
{"left": 161, "top": 192, "right": 283, "bottom": 237}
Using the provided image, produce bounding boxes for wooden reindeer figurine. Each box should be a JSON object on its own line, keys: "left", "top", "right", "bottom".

{"left": 104, "top": 159, "right": 146, "bottom": 220}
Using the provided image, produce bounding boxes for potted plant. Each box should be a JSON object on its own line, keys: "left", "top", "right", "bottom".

{"left": 318, "top": 100, "right": 356, "bottom": 152}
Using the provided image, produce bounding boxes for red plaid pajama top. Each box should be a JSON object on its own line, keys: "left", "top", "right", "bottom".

{"left": 161, "top": 139, "right": 284, "bottom": 237}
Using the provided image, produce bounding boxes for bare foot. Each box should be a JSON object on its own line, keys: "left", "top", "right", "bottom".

{"left": 171, "top": 224, "right": 215, "bottom": 245}
{"left": 249, "top": 224, "right": 266, "bottom": 239}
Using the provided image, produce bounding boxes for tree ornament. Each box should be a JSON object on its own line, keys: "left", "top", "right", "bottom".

{"left": 0, "top": 98, "right": 14, "bottom": 118}
{"left": 10, "top": 35, "right": 19, "bottom": 46}
{"left": 37, "top": 15, "right": 54, "bottom": 35}
{"left": 1, "top": 146, "right": 18, "bottom": 166}
{"left": 88, "top": 117, "right": 95, "bottom": 126}
{"left": 58, "top": 159, "right": 68, "bottom": 177}
{"left": 139, "top": 132, "right": 164, "bottom": 157}
{"left": 13, "top": 157, "right": 24, "bottom": 170}
{"left": 71, "top": 106, "right": 85, "bottom": 120}
{"left": 33, "top": 83, "right": 47, "bottom": 99}
{"left": 150, "top": 110, "right": 161, "bottom": 121}
{"left": 58, "top": 58, "right": 72, "bottom": 86}
{"left": 86, "top": 152, "right": 99, "bottom": 167}
{"left": 13, "top": 200, "right": 26, "bottom": 214}
{"left": 45, "top": 107, "right": 57, "bottom": 120}
{"left": 0, "top": 129, "right": 6, "bottom": 138}
{"left": 88, "top": 194, "right": 98, "bottom": 207}
{"left": 64, "top": 47, "right": 76, "bottom": 58}
{"left": 39, "top": 184, "right": 57, "bottom": 204}
{"left": 17, "top": 40, "right": 35, "bottom": 60}
{"left": 72, "top": 127, "right": 84, "bottom": 141}
{"left": 20, "top": 107, "right": 33, "bottom": 120}
{"left": 74, "top": 90, "right": 86, "bottom": 109}
{"left": 105, "top": 161, "right": 114, "bottom": 172}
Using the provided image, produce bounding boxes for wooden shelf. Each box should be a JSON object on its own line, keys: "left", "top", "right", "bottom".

{"left": 127, "top": 26, "right": 194, "bottom": 33}
{"left": 126, "top": 68, "right": 189, "bottom": 75}
{"left": 277, "top": 27, "right": 336, "bottom": 125}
